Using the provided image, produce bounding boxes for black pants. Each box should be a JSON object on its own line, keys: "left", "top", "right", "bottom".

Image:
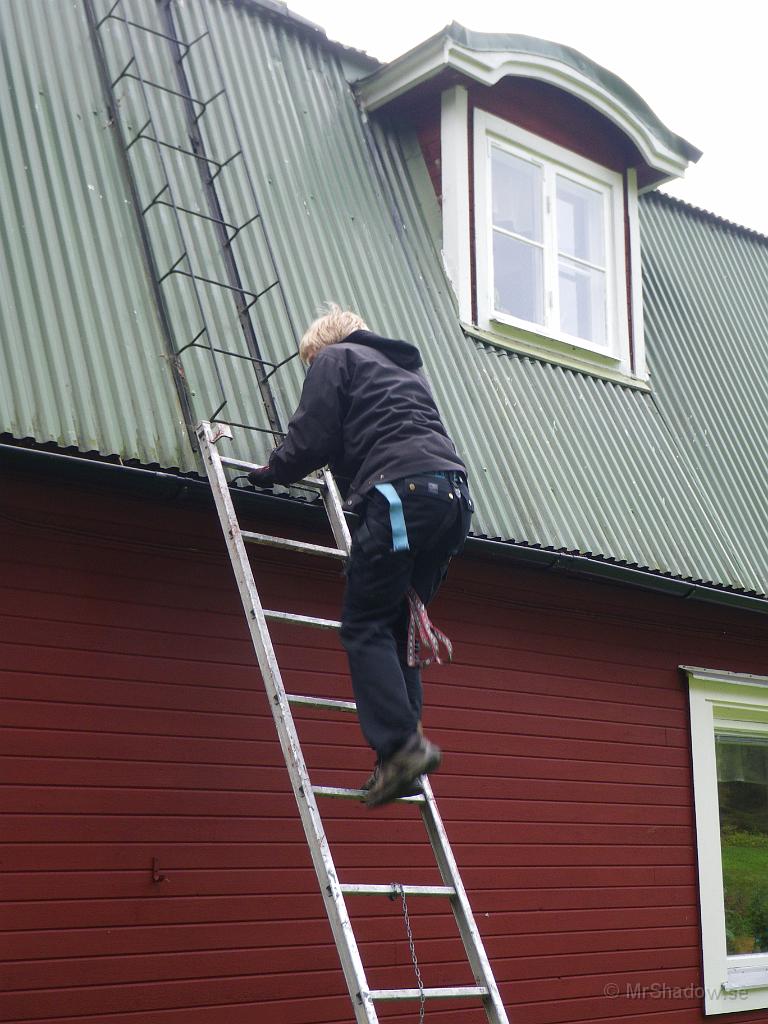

{"left": 340, "top": 472, "right": 473, "bottom": 761}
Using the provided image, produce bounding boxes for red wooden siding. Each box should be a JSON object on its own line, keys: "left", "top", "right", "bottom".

{"left": 3, "top": 469, "right": 768, "bottom": 1023}
{"left": 467, "top": 78, "right": 639, "bottom": 174}
{"left": 417, "top": 121, "right": 441, "bottom": 203}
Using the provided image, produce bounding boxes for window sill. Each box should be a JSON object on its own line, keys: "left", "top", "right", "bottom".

{"left": 461, "top": 320, "right": 651, "bottom": 392}
{"left": 713, "top": 967, "right": 768, "bottom": 1014}
{"left": 723, "top": 961, "right": 768, "bottom": 993}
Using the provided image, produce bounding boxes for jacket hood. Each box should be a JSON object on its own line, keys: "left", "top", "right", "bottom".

{"left": 343, "top": 329, "right": 423, "bottom": 370}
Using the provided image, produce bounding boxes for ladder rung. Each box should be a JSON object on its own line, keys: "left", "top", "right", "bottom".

{"left": 264, "top": 610, "right": 341, "bottom": 630}
{"left": 287, "top": 694, "right": 357, "bottom": 714}
{"left": 242, "top": 531, "right": 346, "bottom": 560}
{"left": 369, "top": 986, "right": 489, "bottom": 1001}
{"left": 220, "top": 456, "right": 327, "bottom": 491}
{"left": 295, "top": 474, "right": 327, "bottom": 492}
{"left": 220, "top": 455, "right": 271, "bottom": 471}
{"left": 312, "top": 786, "right": 425, "bottom": 804}
{"left": 340, "top": 884, "right": 455, "bottom": 897}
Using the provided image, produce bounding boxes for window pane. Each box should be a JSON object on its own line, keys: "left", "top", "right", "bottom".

{"left": 557, "top": 175, "right": 605, "bottom": 266}
{"left": 491, "top": 147, "right": 542, "bottom": 242}
{"left": 493, "top": 231, "right": 544, "bottom": 324}
{"left": 559, "top": 257, "right": 606, "bottom": 345}
{"left": 716, "top": 734, "right": 768, "bottom": 955}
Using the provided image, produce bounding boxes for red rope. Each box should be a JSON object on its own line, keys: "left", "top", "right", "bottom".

{"left": 406, "top": 587, "right": 453, "bottom": 668}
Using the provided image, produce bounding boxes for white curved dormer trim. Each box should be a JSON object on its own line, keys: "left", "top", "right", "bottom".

{"left": 358, "top": 37, "right": 691, "bottom": 181}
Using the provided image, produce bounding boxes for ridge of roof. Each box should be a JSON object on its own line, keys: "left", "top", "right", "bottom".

{"left": 219, "top": 0, "right": 381, "bottom": 69}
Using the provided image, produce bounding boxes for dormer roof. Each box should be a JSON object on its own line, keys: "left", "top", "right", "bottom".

{"left": 357, "top": 22, "right": 701, "bottom": 188}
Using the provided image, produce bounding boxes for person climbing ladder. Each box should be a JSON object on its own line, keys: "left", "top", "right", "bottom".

{"left": 247, "top": 303, "right": 473, "bottom": 806}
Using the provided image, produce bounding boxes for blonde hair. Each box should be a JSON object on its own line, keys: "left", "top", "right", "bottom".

{"left": 299, "top": 303, "right": 368, "bottom": 365}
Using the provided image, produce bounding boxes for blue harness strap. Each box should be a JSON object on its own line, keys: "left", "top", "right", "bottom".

{"left": 374, "top": 483, "right": 409, "bottom": 552}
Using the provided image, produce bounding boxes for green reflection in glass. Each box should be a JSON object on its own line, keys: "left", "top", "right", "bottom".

{"left": 716, "top": 733, "right": 768, "bottom": 954}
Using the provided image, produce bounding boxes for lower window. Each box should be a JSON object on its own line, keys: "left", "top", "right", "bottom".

{"left": 687, "top": 667, "right": 768, "bottom": 1013}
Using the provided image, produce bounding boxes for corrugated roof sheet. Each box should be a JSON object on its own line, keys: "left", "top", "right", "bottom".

{"left": 0, "top": 0, "right": 190, "bottom": 467}
{"left": 0, "top": 0, "right": 766, "bottom": 596}
{"left": 640, "top": 192, "right": 768, "bottom": 590}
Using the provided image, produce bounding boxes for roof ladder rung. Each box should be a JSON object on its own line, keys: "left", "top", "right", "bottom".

{"left": 96, "top": 8, "right": 208, "bottom": 56}
{"left": 241, "top": 531, "right": 346, "bottom": 560}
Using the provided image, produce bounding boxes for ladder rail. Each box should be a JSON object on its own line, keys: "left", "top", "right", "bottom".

{"left": 420, "top": 776, "right": 510, "bottom": 1023}
{"left": 197, "top": 421, "right": 376, "bottom": 1024}
{"left": 83, "top": 0, "right": 198, "bottom": 444}
{"left": 162, "top": 0, "right": 284, "bottom": 439}
{"left": 195, "top": 0, "right": 304, "bottom": 351}
{"left": 319, "top": 466, "right": 353, "bottom": 554}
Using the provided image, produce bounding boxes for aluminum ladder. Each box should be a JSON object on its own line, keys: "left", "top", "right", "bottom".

{"left": 198, "top": 420, "right": 509, "bottom": 1024}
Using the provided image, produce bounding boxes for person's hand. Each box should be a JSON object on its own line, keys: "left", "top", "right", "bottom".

{"left": 247, "top": 465, "right": 276, "bottom": 487}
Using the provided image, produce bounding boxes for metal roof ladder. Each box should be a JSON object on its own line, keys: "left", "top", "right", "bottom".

{"left": 87, "top": 0, "right": 299, "bottom": 440}
{"left": 198, "top": 420, "right": 510, "bottom": 1024}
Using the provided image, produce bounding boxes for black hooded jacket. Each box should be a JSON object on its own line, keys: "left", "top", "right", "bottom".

{"left": 266, "top": 330, "right": 466, "bottom": 508}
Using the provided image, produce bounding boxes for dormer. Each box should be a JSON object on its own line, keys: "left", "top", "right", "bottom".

{"left": 358, "top": 24, "right": 701, "bottom": 387}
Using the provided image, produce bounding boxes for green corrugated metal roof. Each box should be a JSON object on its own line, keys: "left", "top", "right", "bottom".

{"left": 0, "top": 1, "right": 766, "bottom": 596}
{"left": 0, "top": 0, "right": 191, "bottom": 467}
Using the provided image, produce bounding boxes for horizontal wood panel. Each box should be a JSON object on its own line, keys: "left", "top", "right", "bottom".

{"left": 2, "top": 814, "right": 694, "bottom": 845}
{"left": 0, "top": 663, "right": 688, "bottom": 724}
{"left": 5, "top": 921, "right": 699, "bottom": 963}
{"left": 1, "top": 751, "right": 692, "bottom": 787}
{"left": 0, "top": 787, "right": 694, "bottom": 825}
{"left": 1, "top": 840, "right": 696, "bottom": 872}
{"left": 0, "top": 693, "right": 686, "bottom": 749}
{"left": 0, "top": 864, "right": 696, "bottom": 901}
{"left": 0, "top": 942, "right": 699, "bottom": 991}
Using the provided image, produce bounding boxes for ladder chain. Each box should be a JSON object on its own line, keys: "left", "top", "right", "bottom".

{"left": 390, "top": 883, "right": 425, "bottom": 1024}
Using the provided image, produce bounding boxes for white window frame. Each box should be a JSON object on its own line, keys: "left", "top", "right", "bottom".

{"left": 686, "top": 666, "right": 768, "bottom": 1014}
{"left": 474, "top": 110, "right": 630, "bottom": 365}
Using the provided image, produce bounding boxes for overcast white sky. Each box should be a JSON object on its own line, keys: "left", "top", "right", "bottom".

{"left": 287, "top": 0, "right": 768, "bottom": 236}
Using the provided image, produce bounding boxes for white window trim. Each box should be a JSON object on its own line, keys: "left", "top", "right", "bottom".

{"left": 440, "top": 85, "right": 472, "bottom": 321}
{"left": 626, "top": 167, "right": 646, "bottom": 377}
{"left": 686, "top": 666, "right": 768, "bottom": 1015}
{"left": 474, "top": 109, "right": 633, "bottom": 371}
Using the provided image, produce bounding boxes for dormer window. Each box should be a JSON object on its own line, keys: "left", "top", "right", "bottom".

{"left": 357, "top": 25, "right": 700, "bottom": 389}
{"left": 475, "top": 113, "right": 628, "bottom": 362}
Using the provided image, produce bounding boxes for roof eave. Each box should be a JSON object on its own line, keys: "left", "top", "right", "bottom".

{"left": 3, "top": 440, "right": 765, "bottom": 616}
